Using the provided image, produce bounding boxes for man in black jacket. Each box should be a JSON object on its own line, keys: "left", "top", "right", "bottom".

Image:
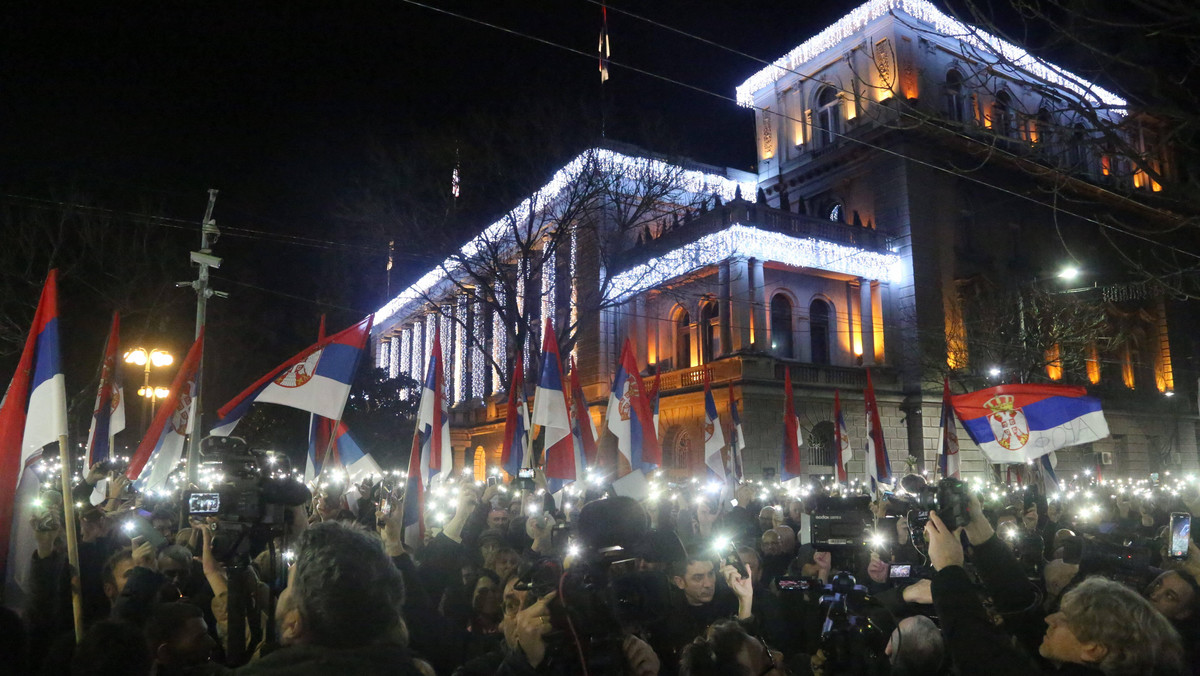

{"left": 926, "top": 500, "right": 1185, "bottom": 676}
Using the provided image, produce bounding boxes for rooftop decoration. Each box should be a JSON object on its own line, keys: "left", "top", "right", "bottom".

{"left": 735, "top": 0, "right": 1125, "bottom": 111}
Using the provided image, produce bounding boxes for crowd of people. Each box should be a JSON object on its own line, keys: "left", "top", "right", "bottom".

{"left": 5, "top": 451, "right": 1200, "bottom": 676}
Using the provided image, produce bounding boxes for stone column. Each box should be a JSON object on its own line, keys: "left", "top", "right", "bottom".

{"left": 719, "top": 261, "right": 733, "bottom": 357}
{"left": 731, "top": 257, "right": 751, "bottom": 351}
{"left": 860, "top": 280, "right": 875, "bottom": 366}
{"left": 750, "top": 258, "right": 767, "bottom": 350}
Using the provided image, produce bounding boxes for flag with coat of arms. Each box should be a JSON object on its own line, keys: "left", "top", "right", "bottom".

{"left": 864, "top": 369, "right": 891, "bottom": 492}
{"left": 501, "top": 354, "right": 531, "bottom": 478}
{"left": 568, "top": 356, "right": 598, "bottom": 468}
{"left": 533, "top": 319, "right": 581, "bottom": 486}
{"left": 937, "top": 377, "right": 961, "bottom": 479}
{"left": 702, "top": 370, "right": 726, "bottom": 481}
{"left": 86, "top": 312, "right": 125, "bottom": 467}
{"left": 727, "top": 384, "right": 745, "bottom": 482}
{"left": 127, "top": 330, "right": 203, "bottom": 493}
{"left": 832, "top": 390, "right": 852, "bottom": 484}
{"left": 780, "top": 366, "right": 803, "bottom": 480}
{"left": 605, "top": 339, "right": 659, "bottom": 473}
{"left": 951, "top": 383, "right": 1108, "bottom": 464}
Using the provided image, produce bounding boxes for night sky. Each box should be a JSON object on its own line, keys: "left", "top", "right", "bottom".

{"left": 0, "top": 0, "right": 1019, "bottom": 435}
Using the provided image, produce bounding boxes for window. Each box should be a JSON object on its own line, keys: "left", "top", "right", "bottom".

{"left": 944, "top": 70, "right": 967, "bottom": 123}
{"left": 770, "top": 294, "right": 794, "bottom": 358}
{"left": 674, "top": 307, "right": 692, "bottom": 369}
{"left": 1034, "top": 108, "right": 1053, "bottom": 147}
{"left": 815, "top": 86, "right": 841, "bottom": 146}
{"left": 1067, "top": 123, "right": 1088, "bottom": 172}
{"left": 700, "top": 301, "right": 720, "bottom": 363}
{"left": 992, "top": 91, "right": 1014, "bottom": 137}
{"left": 810, "top": 299, "right": 831, "bottom": 365}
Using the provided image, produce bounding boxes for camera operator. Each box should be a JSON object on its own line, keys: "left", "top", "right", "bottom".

{"left": 926, "top": 503, "right": 1185, "bottom": 675}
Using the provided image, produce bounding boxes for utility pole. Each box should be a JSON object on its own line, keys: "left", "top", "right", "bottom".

{"left": 182, "top": 189, "right": 227, "bottom": 484}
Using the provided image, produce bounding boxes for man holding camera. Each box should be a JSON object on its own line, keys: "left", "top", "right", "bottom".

{"left": 926, "top": 496, "right": 1185, "bottom": 675}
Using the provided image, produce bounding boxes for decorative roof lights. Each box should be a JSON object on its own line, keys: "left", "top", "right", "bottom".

{"left": 606, "top": 224, "right": 903, "bottom": 303}
{"left": 734, "top": 0, "right": 1125, "bottom": 112}
{"left": 374, "top": 148, "right": 756, "bottom": 326}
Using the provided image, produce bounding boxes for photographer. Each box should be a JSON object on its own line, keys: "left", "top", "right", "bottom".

{"left": 926, "top": 505, "right": 1185, "bottom": 675}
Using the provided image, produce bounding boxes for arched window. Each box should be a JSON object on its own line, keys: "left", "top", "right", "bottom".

{"left": 700, "top": 301, "right": 720, "bottom": 363}
{"left": 815, "top": 86, "right": 841, "bottom": 146}
{"left": 993, "top": 91, "right": 1014, "bottom": 137}
{"left": 810, "top": 299, "right": 831, "bottom": 365}
{"left": 673, "top": 307, "right": 692, "bottom": 369}
{"left": 770, "top": 294, "right": 794, "bottom": 358}
{"left": 944, "top": 69, "right": 966, "bottom": 122}
{"left": 1035, "top": 108, "right": 1053, "bottom": 147}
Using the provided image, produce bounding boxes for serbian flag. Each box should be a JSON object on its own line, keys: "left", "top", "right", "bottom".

{"left": 781, "top": 367, "right": 802, "bottom": 480}
{"left": 402, "top": 433, "right": 425, "bottom": 549}
{"left": 306, "top": 417, "right": 376, "bottom": 483}
{"left": 937, "top": 378, "right": 961, "bottom": 479}
{"left": 864, "top": 369, "right": 891, "bottom": 491}
{"left": 501, "top": 354, "right": 531, "bottom": 477}
{"left": 833, "top": 390, "right": 851, "bottom": 484}
{"left": 703, "top": 370, "right": 727, "bottom": 481}
{"left": 128, "top": 331, "right": 203, "bottom": 493}
{"left": 727, "top": 384, "right": 745, "bottom": 482}
{"left": 951, "top": 384, "right": 1109, "bottom": 464}
{"left": 417, "top": 324, "right": 452, "bottom": 481}
{"left": 0, "top": 271, "right": 67, "bottom": 599}
{"left": 605, "top": 339, "right": 660, "bottom": 473}
{"left": 86, "top": 312, "right": 126, "bottom": 467}
{"left": 568, "top": 356, "right": 599, "bottom": 468}
{"left": 598, "top": 4, "right": 610, "bottom": 82}
{"left": 648, "top": 367, "right": 661, "bottom": 442}
{"left": 211, "top": 316, "right": 373, "bottom": 436}
{"left": 535, "top": 320, "right": 580, "bottom": 485}
{"left": 1035, "top": 452, "right": 1060, "bottom": 494}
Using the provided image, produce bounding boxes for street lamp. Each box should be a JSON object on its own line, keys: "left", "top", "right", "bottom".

{"left": 124, "top": 347, "right": 174, "bottom": 433}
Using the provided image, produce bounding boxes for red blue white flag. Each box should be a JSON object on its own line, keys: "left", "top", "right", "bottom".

{"left": 568, "top": 356, "right": 598, "bottom": 469}
{"left": 833, "top": 390, "right": 852, "bottom": 484}
{"left": 211, "top": 316, "right": 373, "bottom": 436}
{"left": 727, "top": 384, "right": 745, "bottom": 482}
{"left": 937, "top": 378, "right": 961, "bottom": 479}
{"left": 307, "top": 416, "right": 375, "bottom": 483}
{"left": 128, "top": 331, "right": 203, "bottom": 493}
{"left": 86, "top": 312, "right": 125, "bottom": 467}
{"left": 402, "top": 433, "right": 425, "bottom": 549}
{"left": 501, "top": 354, "right": 531, "bottom": 478}
{"left": 951, "top": 383, "right": 1108, "bottom": 464}
{"left": 864, "top": 369, "right": 891, "bottom": 492}
{"left": 0, "top": 271, "right": 67, "bottom": 596}
{"left": 534, "top": 319, "right": 579, "bottom": 484}
{"left": 605, "top": 339, "right": 660, "bottom": 473}
{"left": 417, "top": 323, "right": 452, "bottom": 481}
{"left": 703, "top": 370, "right": 727, "bottom": 481}
{"left": 781, "top": 367, "right": 803, "bottom": 480}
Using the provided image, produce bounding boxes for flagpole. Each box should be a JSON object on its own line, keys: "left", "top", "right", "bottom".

{"left": 56, "top": 435, "right": 84, "bottom": 642}
{"left": 185, "top": 190, "right": 225, "bottom": 486}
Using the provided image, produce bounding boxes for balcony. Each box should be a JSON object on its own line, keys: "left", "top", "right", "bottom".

{"left": 655, "top": 355, "right": 889, "bottom": 393}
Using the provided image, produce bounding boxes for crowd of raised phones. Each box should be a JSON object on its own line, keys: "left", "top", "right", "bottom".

{"left": 6, "top": 458, "right": 1200, "bottom": 676}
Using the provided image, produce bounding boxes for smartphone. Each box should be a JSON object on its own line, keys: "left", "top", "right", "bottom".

{"left": 888, "top": 563, "right": 912, "bottom": 580}
{"left": 124, "top": 515, "right": 168, "bottom": 550}
{"left": 719, "top": 541, "right": 749, "bottom": 580}
{"left": 517, "top": 468, "right": 536, "bottom": 491}
{"left": 487, "top": 476, "right": 500, "bottom": 487}
{"left": 776, "top": 575, "right": 818, "bottom": 592}
{"left": 1168, "top": 512, "right": 1191, "bottom": 559}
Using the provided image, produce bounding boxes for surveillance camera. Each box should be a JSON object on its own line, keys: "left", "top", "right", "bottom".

{"left": 190, "top": 251, "right": 222, "bottom": 269}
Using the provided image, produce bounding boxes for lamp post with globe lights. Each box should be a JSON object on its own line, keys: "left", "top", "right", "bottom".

{"left": 123, "top": 347, "right": 174, "bottom": 434}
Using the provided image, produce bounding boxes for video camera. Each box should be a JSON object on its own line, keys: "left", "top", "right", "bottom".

{"left": 522, "top": 497, "right": 671, "bottom": 674}
{"left": 817, "top": 572, "right": 891, "bottom": 676}
{"left": 1063, "top": 533, "right": 1155, "bottom": 590}
{"left": 896, "top": 476, "right": 971, "bottom": 551}
{"left": 810, "top": 495, "right": 874, "bottom": 549}
{"left": 184, "top": 437, "right": 311, "bottom": 563}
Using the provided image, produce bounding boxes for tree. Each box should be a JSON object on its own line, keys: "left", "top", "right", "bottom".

{"left": 339, "top": 103, "right": 716, "bottom": 390}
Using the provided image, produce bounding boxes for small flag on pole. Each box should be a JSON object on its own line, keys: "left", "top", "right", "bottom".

{"left": 727, "top": 384, "right": 745, "bottom": 482}
{"left": 568, "top": 356, "right": 598, "bottom": 468}
{"left": 416, "top": 323, "right": 452, "bottom": 481}
{"left": 534, "top": 319, "right": 579, "bottom": 486}
{"left": 86, "top": 312, "right": 126, "bottom": 468}
{"left": 702, "top": 370, "right": 726, "bottom": 481}
{"left": 864, "top": 369, "right": 891, "bottom": 492}
{"left": 128, "top": 331, "right": 203, "bottom": 493}
{"left": 937, "top": 377, "right": 960, "bottom": 479}
{"left": 598, "top": 5, "right": 611, "bottom": 82}
{"left": 402, "top": 433, "right": 425, "bottom": 549}
{"left": 501, "top": 354, "right": 531, "bottom": 478}
{"left": 833, "top": 390, "right": 852, "bottom": 484}
{"left": 781, "top": 367, "right": 802, "bottom": 480}
{"left": 605, "top": 339, "right": 659, "bottom": 474}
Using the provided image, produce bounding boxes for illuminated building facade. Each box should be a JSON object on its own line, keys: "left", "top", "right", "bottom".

{"left": 374, "top": 0, "right": 1197, "bottom": 479}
